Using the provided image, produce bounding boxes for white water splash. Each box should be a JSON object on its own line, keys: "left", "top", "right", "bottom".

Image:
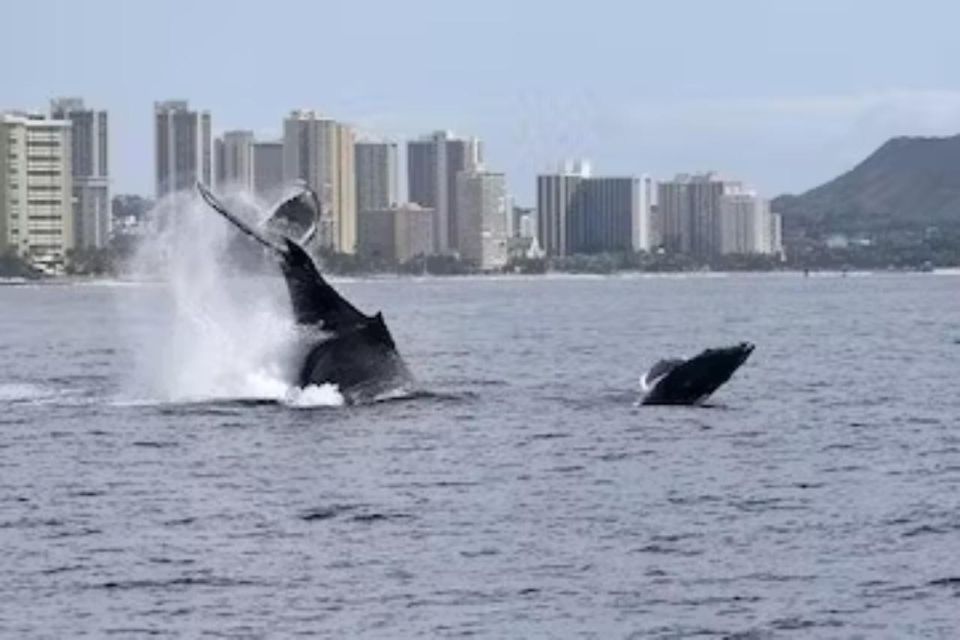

{"left": 124, "top": 189, "right": 304, "bottom": 404}
{"left": 284, "top": 383, "right": 346, "bottom": 408}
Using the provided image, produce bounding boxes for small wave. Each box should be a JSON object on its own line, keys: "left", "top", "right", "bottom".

{"left": 132, "top": 440, "right": 179, "bottom": 449}
{"left": 350, "top": 512, "right": 413, "bottom": 523}
{"left": 93, "top": 575, "right": 264, "bottom": 590}
{"left": 299, "top": 504, "right": 412, "bottom": 524}
{"left": 0, "top": 382, "right": 49, "bottom": 402}
{"left": 929, "top": 577, "right": 960, "bottom": 587}
{"left": 0, "top": 382, "right": 85, "bottom": 406}
{"left": 300, "top": 505, "right": 355, "bottom": 521}
{"left": 373, "top": 386, "right": 418, "bottom": 402}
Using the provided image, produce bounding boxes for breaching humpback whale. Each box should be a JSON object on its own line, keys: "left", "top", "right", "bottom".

{"left": 640, "top": 342, "right": 754, "bottom": 405}
{"left": 197, "top": 183, "right": 413, "bottom": 403}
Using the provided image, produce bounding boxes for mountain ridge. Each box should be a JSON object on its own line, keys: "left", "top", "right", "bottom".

{"left": 773, "top": 133, "right": 960, "bottom": 234}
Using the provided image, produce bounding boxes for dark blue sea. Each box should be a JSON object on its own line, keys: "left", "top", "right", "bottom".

{"left": 1, "top": 272, "right": 959, "bottom": 638}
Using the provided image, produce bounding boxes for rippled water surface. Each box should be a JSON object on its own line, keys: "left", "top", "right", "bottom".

{"left": 2, "top": 273, "right": 959, "bottom": 638}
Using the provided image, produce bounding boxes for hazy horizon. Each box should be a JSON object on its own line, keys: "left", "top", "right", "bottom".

{"left": 3, "top": 0, "right": 959, "bottom": 202}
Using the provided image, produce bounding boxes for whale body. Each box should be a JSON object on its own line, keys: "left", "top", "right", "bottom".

{"left": 640, "top": 342, "right": 754, "bottom": 405}
{"left": 198, "top": 183, "right": 413, "bottom": 403}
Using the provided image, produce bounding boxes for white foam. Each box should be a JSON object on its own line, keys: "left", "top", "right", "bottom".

{"left": 284, "top": 383, "right": 345, "bottom": 408}
{"left": 0, "top": 382, "right": 50, "bottom": 402}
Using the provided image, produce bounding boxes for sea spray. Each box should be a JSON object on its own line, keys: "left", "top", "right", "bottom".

{"left": 284, "top": 383, "right": 346, "bottom": 408}
{"left": 123, "top": 190, "right": 311, "bottom": 404}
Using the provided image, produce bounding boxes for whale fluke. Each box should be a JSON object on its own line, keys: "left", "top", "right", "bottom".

{"left": 264, "top": 186, "right": 321, "bottom": 247}
{"left": 641, "top": 342, "right": 754, "bottom": 405}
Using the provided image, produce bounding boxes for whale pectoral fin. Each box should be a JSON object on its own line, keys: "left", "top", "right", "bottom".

{"left": 642, "top": 358, "right": 683, "bottom": 390}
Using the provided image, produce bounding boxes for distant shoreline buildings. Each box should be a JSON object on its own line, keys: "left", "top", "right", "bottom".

{"left": 658, "top": 172, "right": 782, "bottom": 258}
{"left": 407, "top": 131, "right": 483, "bottom": 255}
{"left": 1, "top": 96, "right": 784, "bottom": 274}
{"left": 537, "top": 160, "right": 655, "bottom": 257}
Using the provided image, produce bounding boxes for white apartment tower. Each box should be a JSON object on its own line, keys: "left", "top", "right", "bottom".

{"left": 0, "top": 112, "right": 75, "bottom": 273}
{"left": 456, "top": 169, "right": 509, "bottom": 270}
{"left": 719, "top": 191, "right": 783, "bottom": 255}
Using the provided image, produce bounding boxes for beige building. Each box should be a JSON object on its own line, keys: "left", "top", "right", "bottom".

{"left": 282, "top": 110, "right": 357, "bottom": 253}
{"left": 456, "top": 170, "right": 508, "bottom": 270}
{"left": 0, "top": 113, "right": 74, "bottom": 273}
{"left": 358, "top": 203, "right": 433, "bottom": 264}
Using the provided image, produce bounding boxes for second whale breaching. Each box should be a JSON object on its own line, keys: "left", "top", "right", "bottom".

{"left": 198, "top": 183, "right": 413, "bottom": 404}
{"left": 640, "top": 342, "right": 754, "bottom": 405}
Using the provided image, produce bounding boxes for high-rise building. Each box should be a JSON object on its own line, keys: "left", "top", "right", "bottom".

{"left": 50, "top": 98, "right": 110, "bottom": 250}
{"left": 0, "top": 112, "right": 74, "bottom": 273}
{"left": 770, "top": 211, "right": 783, "bottom": 256}
{"left": 456, "top": 170, "right": 509, "bottom": 270}
{"left": 154, "top": 100, "right": 212, "bottom": 198}
{"left": 214, "top": 130, "right": 254, "bottom": 191}
{"left": 406, "top": 131, "right": 482, "bottom": 254}
{"left": 355, "top": 140, "right": 399, "bottom": 215}
{"left": 517, "top": 210, "right": 537, "bottom": 239}
{"left": 357, "top": 203, "right": 434, "bottom": 264}
{"left": 252, "top": 141, "right": 283, "bottom": 202}
{"left": 536, "top": 169, "right": 584, "bottom": 257}
{"left": 283, "top": 110, "right": 356, "bottom": 253}
{"left": 574, "top": 177, "right": 642, "bottom": 254}
{"left": 657, "top": 172, "right": 742, "bottom": 258}
{"left": 719, "top": 191, "right": 782, "bottom": 255}
{"left": 511, "top": 205, "right": 535, "bottom": 238}
{"left": 638, "top": 174, "right": 657, "bottom": 250}
{"left": 537, "top": 161, "right": 649, "bottom": 256}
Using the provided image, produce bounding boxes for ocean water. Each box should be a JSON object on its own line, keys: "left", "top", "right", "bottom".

{"left": 1, "top": 273, "right": 959, "bottom": 638}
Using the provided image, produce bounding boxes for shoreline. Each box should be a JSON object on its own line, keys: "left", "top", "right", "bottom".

{"left": 3, "top": 267, "right": 958, "bottom": 287}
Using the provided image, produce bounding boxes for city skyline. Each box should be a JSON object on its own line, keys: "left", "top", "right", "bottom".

{"left": 3, "top": 1, "right": 959, "bottom": 201}
{"left": 0, "top": 94, "right": 784, "bottom": 271}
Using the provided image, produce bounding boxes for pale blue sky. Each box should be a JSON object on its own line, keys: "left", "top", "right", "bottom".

{"left": 2, "top": 0, "right": 959, "bottom": 202}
